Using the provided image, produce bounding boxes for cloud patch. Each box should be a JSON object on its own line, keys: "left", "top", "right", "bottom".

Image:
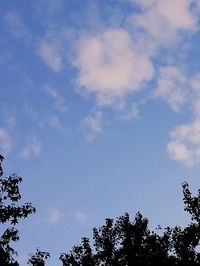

{"left": 82, "top": 110, "right": 103, "bottom": 142}
{"left": 37, "top": 41, "right": 63, "bottom": 72}
{"left": 132, "top": 0, "right": 197, "bottom": 50}
{"left": 154, "top": 66, "right": 188, "bottom": 112}
{"left": 0, "top": 129, "right": 12, "bottom": 155}
{"left": 75, "top": 211, "right": 87, "bottom": 226}
{"left": 75, "top": 28, "right": 154, "bottom": 106}
{"left": 20, "top": 137, "right": 41, "bottom": 159}
{"left": 48, "top": 207, "right": 63, "bottom": 224}
{"left": 168, "top": 120, "right": 200, "bottom": 166}
{"left": 42, "top": 84, "right": 68, "bottom": 112}
{"left": 4, "top": 11, "right": 32, "bottom": 43}
{"left": 31, "top": 0, "right": 200, "bottom": 167}
{"left": 120, "top": 102, "right": 139, "bottom": 121}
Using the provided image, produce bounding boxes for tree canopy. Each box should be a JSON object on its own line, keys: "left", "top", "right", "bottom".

{"left": 28, "top": 249, "right": 50, "bottom": 266}
{"left": 1, "top": 153, "right": 200, "bottom": 265}
{"left": 60, "top": 183, "right": 200, "bottom": 266}
{"left": 0, "top": 154, "right": 36, "bottom": 265}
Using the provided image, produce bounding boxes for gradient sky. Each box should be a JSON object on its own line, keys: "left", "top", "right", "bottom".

{"left": 1, "top": 0, "right": 200, "bottom": 265}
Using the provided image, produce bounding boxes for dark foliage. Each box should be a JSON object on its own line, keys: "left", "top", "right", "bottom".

{"left": 0, "top": 154, "right": 36, "bottom": 265}
{"left": 28, "top": 249, "right": 50, "bottom": 266}
{"left": 60, "top": 182, "right": 200, "bottom": 266}
{"left": 2, "top": 151, "right": 200, "bottom": 266}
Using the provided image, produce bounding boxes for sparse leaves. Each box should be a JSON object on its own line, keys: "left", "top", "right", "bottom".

{"left": 0, "top": 154, "right": 36, "bottom": 265}
{"left": 28, "top": 249, "right": 50, "bottom": 266}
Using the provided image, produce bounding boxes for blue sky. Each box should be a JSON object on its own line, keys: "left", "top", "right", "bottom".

{"left": 1, "top": 0, "right": 200, "bottom": 265}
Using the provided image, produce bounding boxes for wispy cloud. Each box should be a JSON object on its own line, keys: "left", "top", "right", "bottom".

{"left": 3, "top": 11, "right": 32, "bottom": 43}
{"left": 48, "top": 207, "right": 63, "bottom": 224}
{"left": 75, "top": 211, "right": 87, "bottom": 226}
{"left": 82, "top": 110, "right": 103, "bottom": 142}
{"left": 37, "top": 41, "right": 63, "bottom": 72}
{"left": 39, "top": 114, "right": 60, "bottom": 129}
{"left": 36, "top": 24, "right": 76, "bottom": 72}
{"left": 20, "top": 137, "right": 41, "bottom": 159}
{"left": 152, "top": 67, "right": 200, "bottom": 115}
{"left": 120, "top": 102, "right": 139, "bottom": 121}
{"left": 1, "top": 111, "right": 16, "bottom": 130}
{"left": 42, "top": 84, "right": 68, "bottom": 112}
{"left": 39, "top": 114, "right": 69, "bottom": 136}
{"left": 188, "top": 75, "right": 200, "bottom": 123}
{"left": 154, "top": 66, "right": 188, "bottom": 112}
{"left": 0, "top": 128, "right": 12, "bottom": 155}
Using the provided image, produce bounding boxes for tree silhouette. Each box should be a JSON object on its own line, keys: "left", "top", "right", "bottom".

{"left": 60, "top": 182, "right": 200, "bottom": 266}
{"left": 28, "top": 249, "right": 50, "bottom": 266}
{"left": 2, "top": 150, "right": 200, "bottom": 266}
{"left": 0, "top": 154, "right": 36, "bottom": 265}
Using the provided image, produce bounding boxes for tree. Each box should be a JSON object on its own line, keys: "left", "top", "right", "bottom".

{"left": 60, "top": 182, "right": 200, "bottom": 266}
{"left": 28, "top": 249, "right": 50, "bottom": 266}
{"left": 60, "top": 212, "right": 172, "bottom": 266}
{"left": 0, "top": 154, "right": 36, "bottom": 265}
{"left": 2, "top": 150, "right": 200, "bottom": 265}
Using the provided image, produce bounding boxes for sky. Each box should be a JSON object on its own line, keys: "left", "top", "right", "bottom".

{"left": 1, "top": 0, "right": 200, "bottom": 265}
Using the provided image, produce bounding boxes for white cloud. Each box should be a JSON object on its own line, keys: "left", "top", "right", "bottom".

{"left": 37, "top": 41, "right": 63, "bottom": 72}
{"left": 32, "top": 0, "right": 200, "bottom": 167}
{"left": 73, "top": 0, "right": 198, "bottom": 110}
{"left": 156, "top": 69, "right": 200, "bottom": 166}
{"left": 82, "top": 110, "right": 103, "bottom": 142}
{"left": 167, "top": 141, "right": 193, "bottom": 166}
{"left": 42, "top": 84, "right": 67, "bottom": 112}
{"left": 0, "top": 129, "right": 12, "bottom": 155}
{"left": 132, "top": 0, "right": 197, "bottom": 50}
{"left": 154, "top": 68, "right": 200, "bottom": 114}
{"left": 48, "top": 208, "right": 63, "bottom": 224}
{"left": 75, "top": 28, "right": 154, "bottom": 106}
{"left": 155, "top": 0, "right": 196, "bottom": 30}
{"left": 167, "top": 120, "right": 200, "bottom": 166}
{"left": 20, "top": 137, "right": 41, "bottom": 159}
{"left": 36, "top": 0, "right": 198, "bottom": 113}
{"left": 4, "top": 11, "right": 32, "bottom": 43}
{"left": 154, "top": 66, "right": 188, "bottom": 111}
{"left": 75, "top": 211, "right": 87, "bottom": 226}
